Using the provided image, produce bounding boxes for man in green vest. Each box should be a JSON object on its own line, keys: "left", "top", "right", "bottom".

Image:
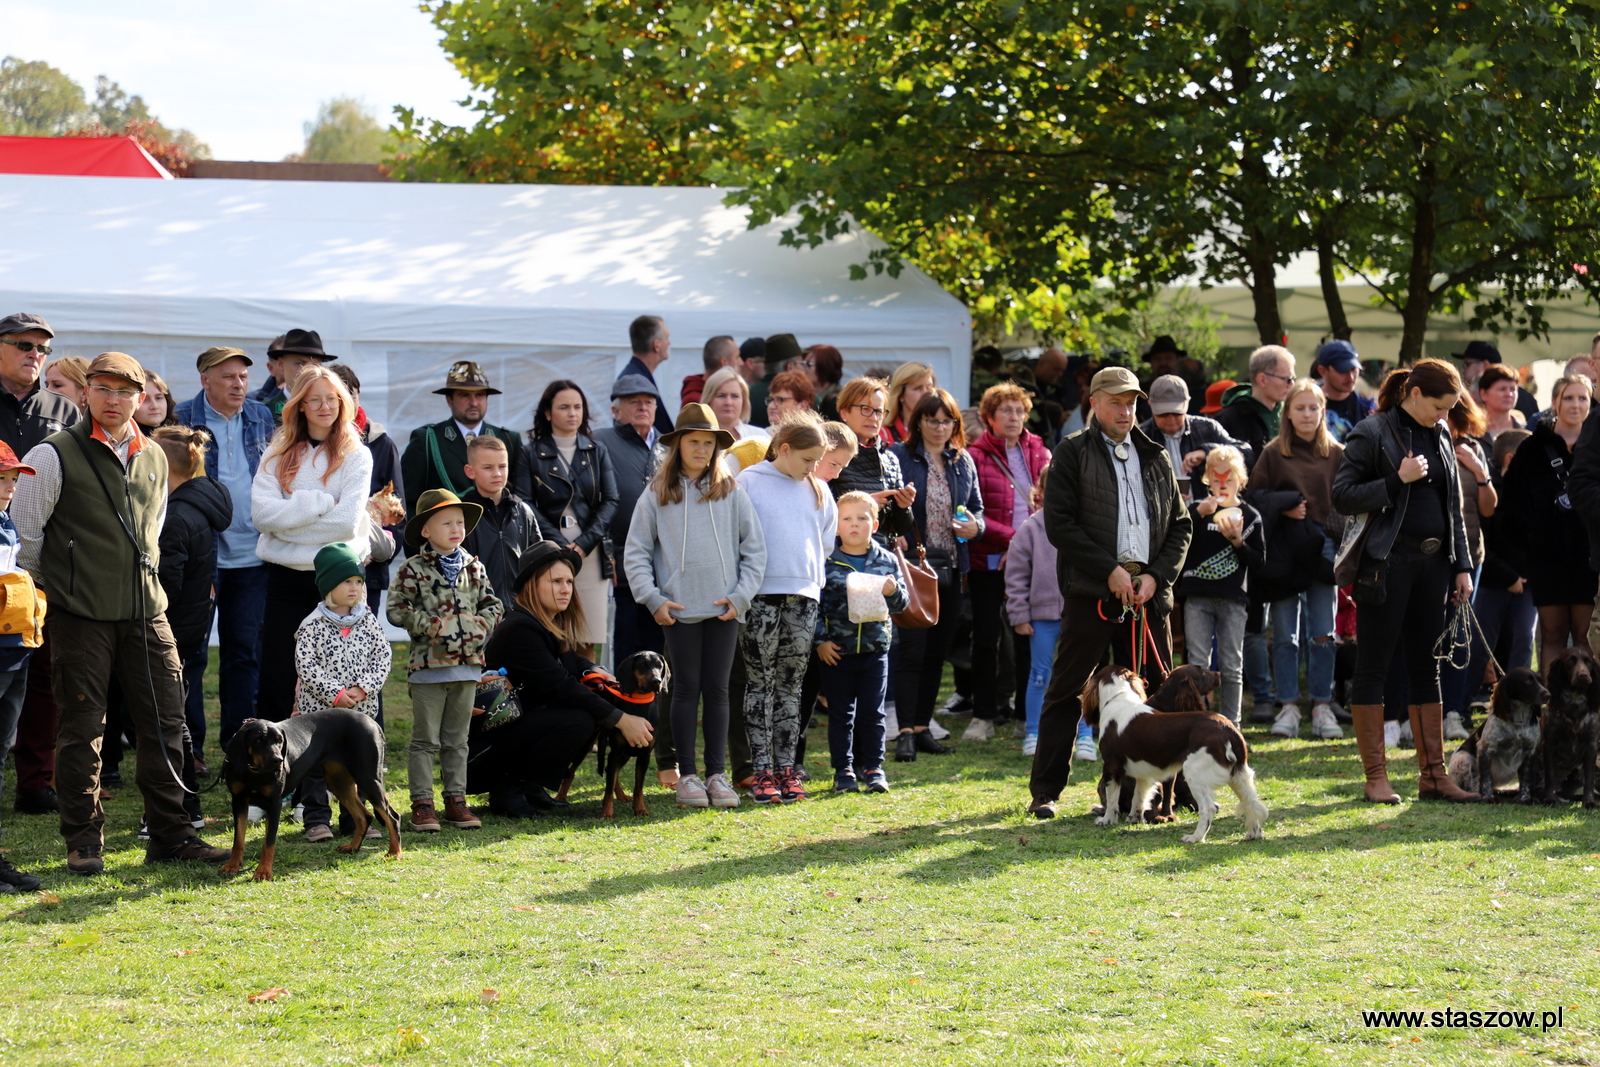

{"left": 400, "top": 361, "right": 526, "bottom": 514}
{"left": 12, "top": 352, "right": 229, "bottom": 876}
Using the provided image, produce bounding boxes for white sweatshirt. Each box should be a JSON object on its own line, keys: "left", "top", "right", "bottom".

{"left": 251, "top": 444, "right": 373, "bottom": 570}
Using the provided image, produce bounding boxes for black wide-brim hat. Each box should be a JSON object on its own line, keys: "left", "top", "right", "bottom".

{"left": 513, "top": 539, "right": 584, "bottom": 593}
{"left": 1145, "top": 334, "right": 1187, "bottom": 361}
{"left": 275, "top": 328, "right": 334, "bottom": 360}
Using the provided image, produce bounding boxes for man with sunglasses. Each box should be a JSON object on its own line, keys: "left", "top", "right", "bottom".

{"left": 1213, "top": 344, "right": 1296, "bottom": 473}
{"left": 0, "top": 314, "right": 79, "bottom": 822}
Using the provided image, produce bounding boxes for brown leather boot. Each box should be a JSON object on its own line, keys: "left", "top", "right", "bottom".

{"left": 1410, "top": 703, "right": 1479, "bottom": 802}
{"left": 1350, "top": 704, "right": 1401, "bottom": 804}
{"left": 441, "top": 795, "right": 482, "bottom": 829}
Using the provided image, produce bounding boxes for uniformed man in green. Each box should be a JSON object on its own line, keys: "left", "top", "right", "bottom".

{"left": 400, "top": 361, "right": 525, "bottom": 515}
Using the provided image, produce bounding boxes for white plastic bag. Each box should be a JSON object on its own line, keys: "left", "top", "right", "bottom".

{"left": 846, "top": 571, "right": 890, "bottom": 624}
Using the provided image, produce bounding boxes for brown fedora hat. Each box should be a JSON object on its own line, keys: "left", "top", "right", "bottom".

{"left": 659, "top": 402, "right": 734, "bottom": 451}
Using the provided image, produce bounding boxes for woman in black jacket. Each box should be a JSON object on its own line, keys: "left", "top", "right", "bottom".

{"left": 830, "top": 376, "right": 914, "bottom": 545}
{"left": 472, "top": 542, "right": 655, "bottom": 818}
{"left": 889, "top": 389, "right": 984, "bottom": 760}
{"left": 1330, "top": 360, "right": 1476, "bottom": 805}
{"left": 523, "top": 380, "right": 620, "bottom": 659}
{"left": 1503, "top": 374, "right": 1596, "bottom": 671}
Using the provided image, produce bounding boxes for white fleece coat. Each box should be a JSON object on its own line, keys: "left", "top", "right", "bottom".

{"left": 251, "top": 444, "right": 374, "bottom": 569}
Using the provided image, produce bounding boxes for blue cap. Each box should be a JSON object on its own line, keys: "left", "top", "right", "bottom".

{"left": 1316, "top": 340, "right": 1359, "bottom": 373}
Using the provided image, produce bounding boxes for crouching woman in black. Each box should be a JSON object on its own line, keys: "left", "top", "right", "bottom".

{"left": 468, "top": 541, "right": 655, "bottom": 818}
{"left": 1331, "top": 359, "right": 1477, "bottom": 805}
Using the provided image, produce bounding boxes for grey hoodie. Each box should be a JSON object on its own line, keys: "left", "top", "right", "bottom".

{"left": 738, "top": 459, "right": 837, "bottom": 601}
{"left": 623, "top": 475, "right": 767, "bottom": 623}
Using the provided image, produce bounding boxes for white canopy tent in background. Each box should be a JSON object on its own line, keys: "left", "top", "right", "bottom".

{"left": 0, "top": 174, "right": 972, "bottom": 440}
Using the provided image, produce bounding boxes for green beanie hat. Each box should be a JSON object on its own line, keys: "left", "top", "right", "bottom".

{"left": 314, "top": 542, "right": 365, "bottom": 598}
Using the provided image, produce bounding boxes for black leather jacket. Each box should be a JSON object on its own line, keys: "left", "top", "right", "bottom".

{"left": 522, "top": 433, "right": 620, "bottom": 578}
{"left": 1331, "top": 407, "right": 1471, "bottom": 572}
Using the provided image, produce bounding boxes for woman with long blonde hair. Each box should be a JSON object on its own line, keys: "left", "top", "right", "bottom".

{"left": 882, "top": 362, "right": 936, "bottom": 445}
{"left": 250, "top": 365, "right": 373, "bottom": 725}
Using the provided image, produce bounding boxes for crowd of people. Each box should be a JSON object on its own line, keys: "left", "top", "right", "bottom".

{"left": 0, "top": 306, "right": 1593, "bottom": 885}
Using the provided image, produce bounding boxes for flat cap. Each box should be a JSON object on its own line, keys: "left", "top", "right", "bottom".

{"left": 86, "top": 352, "right": 146, "bottom": 388}
{"left": 610, "top": 373, "right": 660, "bottom": 400}
{"left": 197, "top": 346, "right": 252, "bottom": 373}
{"left": 0, "top": 312, "right": 53, "bottom": 338}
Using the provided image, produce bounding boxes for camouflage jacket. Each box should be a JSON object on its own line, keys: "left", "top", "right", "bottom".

{"left": 815, "top": 542, "right": 909, "bottom": 656}
{"left": 386, "top": 546, "right": 504, "bottom": 673}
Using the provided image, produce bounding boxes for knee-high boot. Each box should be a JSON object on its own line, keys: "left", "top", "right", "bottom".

{"left": 1351, "top": 704, "right": 1400, "bottom": 804}
{"left": 1410, "top": 703, "right": 1478, "bottom": 802}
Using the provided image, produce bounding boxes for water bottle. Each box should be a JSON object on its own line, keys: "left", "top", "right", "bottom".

{"left": 954, "top": 506, "right": 973, "bottom": 543}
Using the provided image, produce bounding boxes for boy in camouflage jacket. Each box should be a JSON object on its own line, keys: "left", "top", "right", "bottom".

{"left": 387, "top": 489, "right": 504, "bottom": 833}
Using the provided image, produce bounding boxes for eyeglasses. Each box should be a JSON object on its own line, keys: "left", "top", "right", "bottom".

{"left": 850, "top": 405, "right": 887, "bottom": 419}
{"left": 1263, "top": 372, "right": 1295, "bottom": 385}
{"left": 767, "top": 395, "right": 796, "bottom": 406}
{"left": 923, "top": 418, "right": 956, "bottom": 428}
{"left": 1, "top": 339, "right": 51, "bottom": 356}
{"left": 90, "top": 384, "right": 140, "bottom": 400}
{"left": 303, "top": 396, "right": 340, "bottom": 409}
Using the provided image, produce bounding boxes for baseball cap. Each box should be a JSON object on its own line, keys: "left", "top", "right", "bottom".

{"left": 85, "top": 352, "right": 146, "bottom": 388}
{"left": 1089, "top": 366, "right": 1146, "bottom": 397}
{"left": 0, "top": 313, "right": 53, "bottom": 339}
{"left": 197, "top": 346, "right": 252, "bottom": 373}
{"left": 1316, "top": 340, "right": 1360, "bottom": 373}
{"left": 1148, "top": 374, "right": 1190, "bottom": 415}
{"left": 0, "top": 439, "right": 36, "bottom": 476}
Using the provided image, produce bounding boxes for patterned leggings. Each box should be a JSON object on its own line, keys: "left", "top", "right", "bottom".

{"left": 741, "top": 594, "right": 820, "bottom": 771}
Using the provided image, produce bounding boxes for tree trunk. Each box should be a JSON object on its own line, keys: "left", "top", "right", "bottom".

{"left": 1316, "top": 224, "right": 1351, "bottom": 341}
{"left": 1245, "top": 246, "right": 1283, "bottom": 346}
{"left": 1397, "top": 157, "right": 1438, "bottom": 365}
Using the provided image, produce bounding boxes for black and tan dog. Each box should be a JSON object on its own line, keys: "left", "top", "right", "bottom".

{"left": 1539, "top": 646, "right": 1600, "bottom": 807}
{"left": 220, "top": 712, "right": 401, "bottom": 881}
{"left": 555, "top": 651, "right": 668, "bottom": 817}
{"left": 1446, "top": 667, "right": 1548, "bottom": 803}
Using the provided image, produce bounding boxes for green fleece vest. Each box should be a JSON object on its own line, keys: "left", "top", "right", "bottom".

{"left": 40, "top": 419, "right": 168, "bottom": 620}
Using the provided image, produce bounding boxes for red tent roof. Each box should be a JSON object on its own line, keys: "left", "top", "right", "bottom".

{"left": 0, "top": 136, "right": 173, "bottom": 179}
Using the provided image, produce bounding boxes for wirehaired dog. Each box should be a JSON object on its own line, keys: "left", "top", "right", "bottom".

{"left": 1080, "top": 665, "right": 1267, "bottom": 843}
{"left": 1446, "top": 667, "right": 1547, "bottom": 802}
{"left": 1539, "top": 646, "right": 1600, "bottom": 807}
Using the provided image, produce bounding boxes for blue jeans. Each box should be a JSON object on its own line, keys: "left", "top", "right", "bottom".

{"left": 215, "top": 564, "right": 269, "bottom": 748}
{"left": 1271, "top": 582, "right": 1336, "bottom": 704}
{"left": 1244, "top": 629, "right": 1273, "bottom": 704}
{"left": 822, "top": 652, "right": 889, "bottom": 774}
{"left": 1467, "top": 581, "right": 1538, "bottom": 703}
{"left": 1024, "top": 619, "right": 1061, "bottom": 738}
{"left": 1185, "top": 597, "right": 1247, "bottom": 723}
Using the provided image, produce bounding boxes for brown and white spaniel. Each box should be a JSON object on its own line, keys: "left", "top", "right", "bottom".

{"left": 1080, "top": 664, "right": 1268, "bottom": 843}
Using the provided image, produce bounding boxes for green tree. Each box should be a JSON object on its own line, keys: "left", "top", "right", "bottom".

{"left": 294, "top": 97, "right": 388, "bottom": 163}
{"left": 0, "top": 56, "right": 88, "bottom": 135}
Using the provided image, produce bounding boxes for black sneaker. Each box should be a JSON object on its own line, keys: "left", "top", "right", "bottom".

{"left": 0, "top": 854, "right": 41, "bottom": 892}
{"left": 14, "top": 787, "right": 58, "bottom": 814}
{"left": 145, "top": 836, "right": 229, "bottom": 865}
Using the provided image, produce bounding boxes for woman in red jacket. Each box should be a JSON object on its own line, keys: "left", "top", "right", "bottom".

{"left": 964, "top": 382, "right": 1052, "bottom": 740}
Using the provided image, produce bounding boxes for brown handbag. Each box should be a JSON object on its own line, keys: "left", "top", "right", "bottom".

{"left": 892, "top": 528, "right": 941, "bottom": 630}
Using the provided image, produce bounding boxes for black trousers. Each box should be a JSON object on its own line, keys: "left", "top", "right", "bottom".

{"left": 466, "top": 708, "right": 598, "bottom": 794}
{"left": 970, "top": 570, "right": 1028, "bottom": 721}
{"left": 1352, "top": 547, "right": 1453, "bottom": 706}
{"left": 1029, "top": 596, "right": 1171, "bottom": 803}
{"left": 893, "top": 581, "right": 963, "bottom": 728}
{"left": 255, "top": 563, "right": 322, "bottom": 722}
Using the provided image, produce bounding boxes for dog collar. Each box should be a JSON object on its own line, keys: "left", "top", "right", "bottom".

{"left": 580, "top": 668, "right": 657, "bottom": 704}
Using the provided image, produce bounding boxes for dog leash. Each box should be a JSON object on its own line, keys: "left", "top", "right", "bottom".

{"left": 1432, "top": 597, "right": 1504, "bottom": 682}
{"left": 580, "top": 668, "right": 657, "bottom": 705}
{"left": 1097, "top": 599, "right": 1170, "bottom": 682}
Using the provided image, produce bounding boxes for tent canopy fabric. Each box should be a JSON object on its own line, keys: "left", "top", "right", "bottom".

{"left": 0, "top": 174, "right": 970, "bottom": 439}
{"left": 0, "top": 136, "right": 173, "bottom": 179}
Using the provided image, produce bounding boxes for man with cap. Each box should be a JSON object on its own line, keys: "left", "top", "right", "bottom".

{"left": 618, "top": 315, "right": 676, "bottom": 436}
{"left": 0, "top": 313, "right": 80, "bottom": 818}
{"left": 174, "top": 346, "right": 277, "bottom": 749}
{"left": 1311, "top": 340, "right": 1375, "bottom": 444}
{"left": 1138, "top": 374, "right": 1252, "bottom": 502}
{"left": 401, "top": 361, "right": 526, "bottom": 515}
{"left": 12, "top": 352, "right": 230, "bottom": 874}
{"left": 255, "top": 329, "right": 333, "bottom": 426}
{"left": 594, "top": 373, "right": 664, "bottom": 664}
{"left": 1028, "top": 365, "right": 1192, "bottom": 819}
{"left": 1214, "top": 344, "right": 1296, "bottom": 473}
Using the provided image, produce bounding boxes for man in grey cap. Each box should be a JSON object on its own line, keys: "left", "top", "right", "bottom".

{"left": 0, "top": 313, "right": 80, "bottom": 818}
{"left": 1138, "top": 374, "right": 1251, "bottom": 501}
{"left": 594, "top": 373, "right": 664, "bottom": 664}
{"left": 1028, "top": 365, "right": 1192, "bottom": 819}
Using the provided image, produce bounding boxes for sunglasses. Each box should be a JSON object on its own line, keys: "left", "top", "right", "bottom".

{"left": 1, "top": 339, "right": 52, "bottom": 356}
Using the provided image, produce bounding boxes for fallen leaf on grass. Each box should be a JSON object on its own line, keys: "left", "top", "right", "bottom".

{"left": 513, "top": 905, "right": 541, "bottom": 913}
{"left": 824, "top": 891, "right": 838, "bottom": 897}
{"left": 1491, "top": 900, "right": 1505, "bottom": 910}
{"left": 35, "top": 893, "right": 60, "bottom": 904}
{"left": 172, "top": 949, "right": 198, "bottom": 957}
{"left": 396, "top": 1027, "right": 430, "bottom": 1053}
{"left": 479, "top": 989, "right": 499, "bottom": 1005}
{"left": 1103, "top": 958, "right": 1118, "bottom": 965}
{"left": 247, "top": 987, "right": 288, "bottom": 1003}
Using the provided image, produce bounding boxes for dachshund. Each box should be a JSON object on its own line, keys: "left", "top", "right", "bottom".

{"left": 1539, "top": 646, "right": 1600, "bottom": 807}
{"left": 554, "top": 651, "right": 669, "bottom": 817}
{"left": 219, "top": 712, "right": 401, "bottom": 881}
{"left": 1446, "top": 667, "right": 1547, "bottom": 802}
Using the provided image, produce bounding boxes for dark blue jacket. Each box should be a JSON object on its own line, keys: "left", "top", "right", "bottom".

{"left": 890, "top": 440, "right": 986, "bottom": 574}
{"left": 815, "top": 542, "right": 909, "bottom": 655}
{"left": 175, "top": 391, "right": 276, "bottom": 481}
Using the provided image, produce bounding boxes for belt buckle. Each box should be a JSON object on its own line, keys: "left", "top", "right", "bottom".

{"left": 1420, "top": 537, "right": 1442, "bottom": 555}
{"left": 1122, "top": 561, "right": 1143, "bottom": 576}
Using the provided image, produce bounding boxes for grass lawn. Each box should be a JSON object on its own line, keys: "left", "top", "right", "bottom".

{"left": 0, "top": 647, "right": 1598, "bottom": 1065}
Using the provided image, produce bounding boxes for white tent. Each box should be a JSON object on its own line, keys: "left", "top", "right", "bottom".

{"left": 0, "top": 174, "right": 972, "bottom": 437}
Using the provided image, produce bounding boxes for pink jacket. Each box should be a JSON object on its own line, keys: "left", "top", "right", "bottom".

{"left": 968, "top": 429, "right": 1052, "bottom": 571}
{"left": 1004, "top": 510, "right": 1063, "bottom": 625}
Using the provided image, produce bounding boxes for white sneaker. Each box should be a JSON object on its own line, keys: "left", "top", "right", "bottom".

{"left": 1074, "top": 734, "right": 1098, "bottom": 761}
{"left": 1022, "top": 734, "right": 1038, "bottom": 757}
{"left": 1443, "top": 711, "right": 1469, "bottom": 741}
{"left": 247, "top": 805, "right": 265, "bottom": 823}
{"left": 1311, "top": 703, "right": 1343, "bottom": 740}
{"left": 962, "top": 718, "right": 995, "bottom": 741}
{"left": 927, "top": 717, "right": 951, "bottom": 741}
{"left": 884, "top": 707, "right": 900, "bottom": 735}
{"left": 1397, "top": 719, "right": 1414, "bottom": 748}
{"left": 704, "top": 773, "right": 740, "bottom": 809}
{"left": 675, "top": 774, "right": 710, "bottom": 808}
{"left": 1270, "top": 703, "right": 1301, "bottom": 738}
{"left": 1383, "top": 720, "right": 1401, "bottom": 749}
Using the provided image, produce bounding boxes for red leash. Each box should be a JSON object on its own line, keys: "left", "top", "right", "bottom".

{"left": 1097, "top": 599, "right": 1169, "bottom": 683}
